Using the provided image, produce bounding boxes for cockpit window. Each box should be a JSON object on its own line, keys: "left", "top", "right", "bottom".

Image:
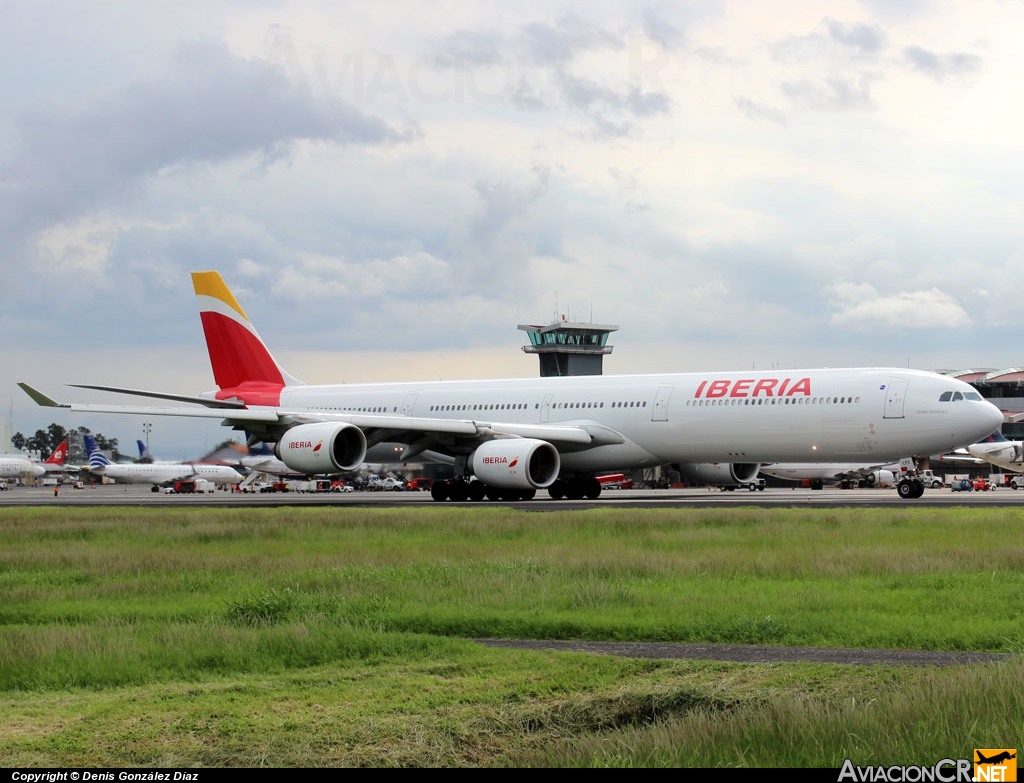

{"left": 941, "top": 389, "right": 985, "bottom": 402}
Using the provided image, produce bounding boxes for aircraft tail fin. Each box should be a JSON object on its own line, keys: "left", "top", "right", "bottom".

{"left": 83, "top": 435, "right": 113, "bottom": 468}
{"left": 136, "top": 439, "right": 153, "bottom": 461}
{"left": 979, "top": 430, "right": 1009, "bottom": 443}
{"left": 43, "top": 440, "right": 68, "bottom": 466}
{"left": 191, "top": 271, "right": 303, "bottom": 404}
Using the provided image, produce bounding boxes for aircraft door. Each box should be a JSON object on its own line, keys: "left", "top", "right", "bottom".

{"left": 652, "top": 385, "right": 674, "bottom": 422}
{"left": 400, "top": 393, "right": 418, "bottom": 416}
{"left": 882, "top": 380, "right": 908, "bottom": 419}
{"left": 540, "top": 394, "right": 553, "bottom": 422}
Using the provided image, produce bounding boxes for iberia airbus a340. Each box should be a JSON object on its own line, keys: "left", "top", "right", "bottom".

{"left": 19, "top": 271, "right": 1003, "bottom": 501}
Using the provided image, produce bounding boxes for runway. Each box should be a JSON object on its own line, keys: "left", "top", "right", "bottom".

{"left": 4, "top": 483, "right": 1024, "bottom": 508}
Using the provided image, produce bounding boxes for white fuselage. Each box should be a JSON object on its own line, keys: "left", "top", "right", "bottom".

{"left": 0, "top": 457, "right": 46, "bottom": 479}
{"left": 759, "top": 463, "right": 898, "bottom": 482}
{"left": 967, "top": 440, "right": 1024, "bottom": 472}
{"left": 89, "top": 462, "right": 243, "bottom": 486}
{"left": 272, "top": 367, "right": 1002, "bottom": 470}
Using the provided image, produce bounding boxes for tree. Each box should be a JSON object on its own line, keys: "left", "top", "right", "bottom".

{"left": 11, "top": 424, "right": 119, "bottom": 461}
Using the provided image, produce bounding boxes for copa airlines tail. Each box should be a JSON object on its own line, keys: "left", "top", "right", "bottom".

{"left": 20, "top": 271, "right": 1005, "bottom": 501}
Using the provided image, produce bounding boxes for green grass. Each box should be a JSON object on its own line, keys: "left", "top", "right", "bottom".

{"left": 0, "top": 505, "right": 1021, "bottom": 767}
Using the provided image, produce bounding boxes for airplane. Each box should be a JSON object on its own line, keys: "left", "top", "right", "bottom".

{"left": 976, "top": 751, "right": 1016, "bottom": 765}
{"left": 82, "top": 434, "right": 244, "bottom": 491}
{"left": 966, "top": 430, "right": 1024, "bottom": 473}
{"left": 238, "top": 439, "right": 308, "bottom": 479}
{"left": 18, "top": 270, "right": 1004, "bottom": 501}
{"left": 759, "top": 458, "right": 917, "bottom": 490}
{"left": 0, "top": 440, "right": 71, "bottom": 481}
{"left": 0, "top": 452, "right": 47, "bottom": 480}
{"left": 39, "top": 440, "right": 73, "bottom": 474}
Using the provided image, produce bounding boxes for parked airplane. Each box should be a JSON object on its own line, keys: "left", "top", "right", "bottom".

{"left": 40, "top": 440, "right": 73, "bottom": 474}
{"left": 19, "top": 271, "right": 1004, "bottom": 501}
{"left": 82, "top": 434, "right": 244, "bottom": 490}
{"left": 966, "top": 430, "right": 1024, "bottom": 473}
{"left": 238, "top": 439, "right": 307, "bottom": 479}
{"left": 759, "top": 458, "right": 915, "bottom": 490}
{"left": 0, "top": 440, "right": 70, "bottom": 481}
{"left": 0, "top": 453, "right": 47, "bottom": 480}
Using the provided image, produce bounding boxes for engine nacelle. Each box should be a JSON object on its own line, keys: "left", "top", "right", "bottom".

{"left": 275, "top": 422, "right": 367, "bottom": 473}
{"left": 471, "top": 438, "right": 560, "bottom": 490}
{"left": 675, "top": 462, "right": 761, "bottom": 486}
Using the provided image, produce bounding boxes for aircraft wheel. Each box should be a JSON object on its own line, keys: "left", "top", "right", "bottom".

{"left": 468, "top": 480, "right": 486, "bottom": 502}
{"left": 548, "top": 479, "right": 567, "bottom": 500}
{"left": 565, "top": 479, "right": 585, "bottom": 500}
{"left": 518, "top": 489, "right": 536, "bottom": 501}
{"left": 583, "top": 477, "right": 602, "bottom": 499}
{"left": 431, "top": 480, "right": 450, "bottom": 502}
{"left": 485, "top": 486, "right": 502, "bottom": 501}
{"left": 897, "top": 479, "right": 916, "bottom": 499}
{"left": 448, "top": 481, "right": 469, "bottom": 502}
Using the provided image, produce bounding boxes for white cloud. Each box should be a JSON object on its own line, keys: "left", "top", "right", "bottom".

{"left": 825, "top": 283, "right": 970, "bottom": 331}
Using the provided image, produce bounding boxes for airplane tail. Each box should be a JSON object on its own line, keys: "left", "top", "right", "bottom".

{"left": 83, "top": 435, "right": 113, "bottom": 468}
{"left": 136, "top": 439, "right": 153, "bottom": 460}
{"left": 191, "top": 271, "right": 303, "bottom": 405}
{"left": 979, "top": 430, "right": 1009, "bottom": 443}
{"left": 43, "top": 440, "right": 68, "bottom": 466}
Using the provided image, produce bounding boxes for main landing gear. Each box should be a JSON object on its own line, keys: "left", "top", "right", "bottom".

{"left": 428, "top": 475, "right": 605, "bottom": 502}
{"left": 896, "top": 477, "right": 925, "bottom": 499}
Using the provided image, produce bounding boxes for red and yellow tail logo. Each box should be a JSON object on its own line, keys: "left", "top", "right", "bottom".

{"left": 975, "top": 749, "right": 1017, "bottom": 782}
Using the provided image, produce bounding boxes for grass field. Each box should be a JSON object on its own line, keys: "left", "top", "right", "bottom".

{"left": 0, "top": 505, "right": 1021, "bottom": 767}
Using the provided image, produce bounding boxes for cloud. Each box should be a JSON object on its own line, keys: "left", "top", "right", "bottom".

{"left": 903, "top": 46, "right": 983, "bottom": 80}
{"left": 825, "top": 283, "right": 971, "bottom": 331}
{"left": 0, "top": 40, "right": 408, "bottom": 261}
{"left": 780, "top": 75, "right": 875, "bottom": 111}
{"left": 822, "top": 18, "right": 888, "bottom": 54}
{"left": 428, "top": 16, "right": 672, "bottom": 136}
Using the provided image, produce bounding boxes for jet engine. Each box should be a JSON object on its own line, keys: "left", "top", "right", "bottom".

{"left": 674, "top": 462, "right": 761, "bottom": 486}
{"left": 275, "top": 422, "right": 367, "bottom": 473}
{"left": 470, "top": 438, "right": 560, "bottom": 490}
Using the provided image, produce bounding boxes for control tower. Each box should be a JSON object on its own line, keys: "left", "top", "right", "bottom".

{"left": 518, "top": 316, "right": 618, "bottom": 377}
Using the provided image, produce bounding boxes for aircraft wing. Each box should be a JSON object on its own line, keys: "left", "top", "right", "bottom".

{"left": 19, "top": 383, "right": 601, "bottom": 453}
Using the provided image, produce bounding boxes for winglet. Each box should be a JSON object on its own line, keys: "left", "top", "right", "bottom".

{"left": 18, "top": 383, "right": 68, "bottom": 408}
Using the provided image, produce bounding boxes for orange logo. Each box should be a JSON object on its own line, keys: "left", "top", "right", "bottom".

{"left": 975, "top": 749, "right": 1017, "bottom": 782}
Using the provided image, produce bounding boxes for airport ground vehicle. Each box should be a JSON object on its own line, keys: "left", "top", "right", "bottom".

{"left": 405, "top": 477, "right": 433, "bottom": 491}
{"left": 721, "top": 477, "right": 765, "bottom": 491}
{"left": 596, "top": 473, "right": 634, "bottom": 490}
{"left": 972, "top": 477, "right": 993, "bottom": 491}
{"left": 951, "top": 479, "right": 974, "bottom": 492}
{"left": 164, "top": 479, "right": 212, "bottom": 494}
{"left": 332, "top": 483, "right": 354, "bottom": 493}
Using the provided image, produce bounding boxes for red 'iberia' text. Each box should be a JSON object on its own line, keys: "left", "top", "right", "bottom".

{"left": 694, "top": 377, "right": 812, "bottom": 399}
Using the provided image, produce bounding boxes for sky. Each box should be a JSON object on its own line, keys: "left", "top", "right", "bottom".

{"left": 2, "top": 0, "right": 1023, "bottom": 459}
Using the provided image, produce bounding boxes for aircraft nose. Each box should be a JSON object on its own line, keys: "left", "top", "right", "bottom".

{"left": 979, "top": 401, "right": 1004, "bottom": 436}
